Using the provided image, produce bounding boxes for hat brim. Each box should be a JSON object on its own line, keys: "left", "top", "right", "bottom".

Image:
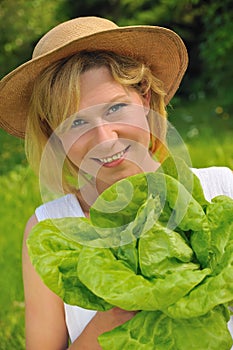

{"left": 0, "top": 25, "right": 188, "bottom": 138}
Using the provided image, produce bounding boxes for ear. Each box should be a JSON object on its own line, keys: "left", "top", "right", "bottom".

{"left": 142, "top": 89, "right": 151, "bottom": 113}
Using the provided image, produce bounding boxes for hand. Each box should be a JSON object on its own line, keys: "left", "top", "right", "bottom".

{"left": 68, "top": 307, "right": 138, "bottom": 349}
{"left": 93, "top": 307, "right": 137, "bottom": 334}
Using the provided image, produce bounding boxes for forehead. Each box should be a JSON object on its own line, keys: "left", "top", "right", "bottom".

{"left": 78, "top": 66, "right": 141, "bottom": 111}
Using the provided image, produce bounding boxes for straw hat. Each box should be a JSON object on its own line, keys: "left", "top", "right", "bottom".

{"left": 0, "top": 16, "right": 188, "bottom": 138}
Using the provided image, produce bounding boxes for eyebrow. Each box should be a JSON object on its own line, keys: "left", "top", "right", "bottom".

{"left": 76, "top": 94, "right": 131, "bottom": 118}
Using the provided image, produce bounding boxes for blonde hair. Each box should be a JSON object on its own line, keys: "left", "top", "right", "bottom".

{"left": 26, "top": 51, "right": 168, "bottom": 194}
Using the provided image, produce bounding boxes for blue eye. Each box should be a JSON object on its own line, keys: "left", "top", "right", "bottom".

{"left": 108, "top": 103, "right": 127, "bottom": 114}
{"left": 71, "top": 119, "right": 86, "bottom": 128}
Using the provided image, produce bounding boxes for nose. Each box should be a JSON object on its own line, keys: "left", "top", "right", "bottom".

{"left": 93, "top": 123, "right": 118, "bottom": 144}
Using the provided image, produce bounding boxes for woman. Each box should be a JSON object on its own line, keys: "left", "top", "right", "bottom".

{"left": 0, "top": 16, "right": 232, "bottom": 349}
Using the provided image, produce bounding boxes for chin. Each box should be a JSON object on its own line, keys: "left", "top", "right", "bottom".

{"left": 112, "top": 167, "right": 143, "bottom": 183}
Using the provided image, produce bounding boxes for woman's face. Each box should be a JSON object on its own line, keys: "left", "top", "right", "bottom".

{"left": 59, "top": 66, "right": 158, "bottom": 190}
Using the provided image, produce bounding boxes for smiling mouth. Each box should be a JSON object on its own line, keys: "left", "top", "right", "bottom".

{"left": 92, "top": 145, "right": 130, "bottom": 165}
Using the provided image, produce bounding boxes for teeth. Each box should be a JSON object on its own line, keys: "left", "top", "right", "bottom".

{"left": 99, "top": 150, "right": 124, "bottom": 163}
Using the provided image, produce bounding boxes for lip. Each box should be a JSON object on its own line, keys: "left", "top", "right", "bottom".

{"left": 91, "top": 145, "right": 130, "bottom": 167}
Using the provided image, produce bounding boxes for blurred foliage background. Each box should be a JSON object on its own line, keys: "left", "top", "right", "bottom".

{"left": 0, "top": 0, "right": 232, "bottom": 348}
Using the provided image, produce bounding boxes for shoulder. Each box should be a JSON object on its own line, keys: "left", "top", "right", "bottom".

{"left": 23, "top": 193, "right": 84, "bottom": 248}
{"left": 23, "top": 214, "right": 39, "bottom": 242}
{"left": 35, "top": 193, "right": 84, "bottom": 221}
{"left": 191, "top": 166, "right": 233, "bottom": 201}
{"left": 23, "top": 193, "right": 81, "bottom": 243}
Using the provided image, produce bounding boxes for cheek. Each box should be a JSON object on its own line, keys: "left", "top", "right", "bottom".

{"left": 125, "top": 124, "right": 151, "bottom": 146}
{"left": 62, "top": 133, "right": 98, "bottom": 173}
{"left": 60, "top": 133, "right": 77, "bottom": 153}
{"left": 60, "top": 134, "right": 85, "bottom": 167}
{"left": 129, "top": 111, "right": 151, "bottom": 142}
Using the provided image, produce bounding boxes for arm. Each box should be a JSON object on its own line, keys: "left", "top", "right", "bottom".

{"left": 22, "top": 214, "right": 69, "bottom": 350}
{"left": 23, "top": 215, "right": 136, "bottom": 350}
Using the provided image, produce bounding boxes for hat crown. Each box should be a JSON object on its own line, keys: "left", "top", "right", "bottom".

{"left": 33, "top": 16, "right": 118, "bottom": 58}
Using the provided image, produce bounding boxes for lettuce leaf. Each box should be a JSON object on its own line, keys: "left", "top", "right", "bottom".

{"left": 27, "top": 219, "right": 112, "bottom": 310}
{"left": 98, "top": 306, "right": 232, "bottom": 350}
{"left": 77, "top": 245, "right": 209, "bottom": 311}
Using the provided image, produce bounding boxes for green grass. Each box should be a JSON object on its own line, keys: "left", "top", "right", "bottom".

{"left": 0, "top": 130, "right": 27, "bottom": 176}
{"left": 0, "top": 97, "right": 232, "bottom": 349}
{"left": 0, "top": 130, "right": 41, "bottom": 349}
{"left": 0, "top": 167, "right": 41, "bottom": 349}
{"left": 168, "top": 97, "right": 233, "bottom": 168}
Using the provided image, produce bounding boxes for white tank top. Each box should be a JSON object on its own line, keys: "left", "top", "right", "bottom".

{"left": 35, "top": 166, "right": 233, "bottom": 344}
